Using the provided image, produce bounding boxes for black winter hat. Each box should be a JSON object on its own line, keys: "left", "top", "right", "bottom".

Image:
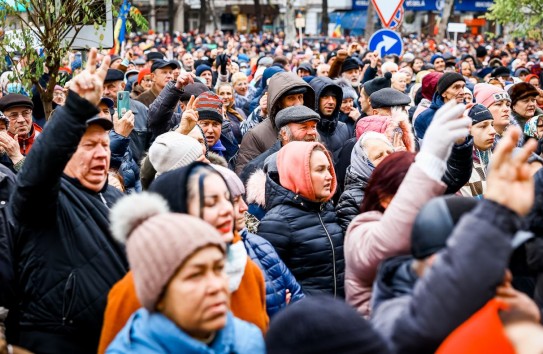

{"left": 297, "top": 62, "right": 315, "bottom": 76}
{"left": 104, "top": 69, "right": 125, "bottom": 83}
{"left": 326, "top": 50, "right": 337, "bottom": 63}
{"left": 363, "top": 72, "right": 392, "bottom": 97}
{"left": 492, "top": 66, "right": 511, "bottom": 78}
{"left": 411, "top": 196, "right": 478, "bottom": 259}
{"left": 340, "top": 57, "right": 360, "bottom": 74}
{"left": 0, "top": 93, "right": 33, "bottom": 111}
{"left": 468, "top": 104, "right": 493, "bottom": 125}
{"left": 436, "top": 72, "right": 465, "bottom": 95}
{"left": 476, "top": 46, "right": 488, "bottom": 58}
{"left": 266, "top": 296, "right": 390, "bottom": 354}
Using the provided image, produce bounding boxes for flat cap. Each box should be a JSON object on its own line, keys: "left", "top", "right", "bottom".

{"left": 0, "top": 93, "right": 33, "bottom": 111}
{"left": 370, "top": 88, "right": 411, "bottom": 109}
{"left": 146, "top": 52, "right": 165, "bottom": 62}
{"left": 104, "top": 69, "right": 125, "bottom": 83}
{"left": 151, "top": 59, "right": 179, "bottom": 73}
{"left": 275, "top": 105, "right": 320, "bottom": 130}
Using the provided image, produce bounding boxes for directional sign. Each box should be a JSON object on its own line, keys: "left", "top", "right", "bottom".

{"left": 372, "top": 0, "right": 404, "bottom": 28}
{"left": 368, "top": 29, "right": 404, "bottom": 57}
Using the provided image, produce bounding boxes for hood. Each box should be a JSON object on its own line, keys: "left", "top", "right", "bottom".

{"left": 348, "top": 136, "right": 375, "bottom": 181}
{"left": 245, "top": 169, "right": 266, "bottom": 207}
{"left": 276, "top": 141, "right": 337, "bottom": 203}
{"left": 355, "top": 115, "right": 415, "bottom": 152}
{"left": 261, "top": 66, "right": 285, "bottom": 90}
{"left": 429, "top": 91, "right": 446, "bottom": 110}
{"left": 265, "top": 171, "right": 326, "bottom": 212}
{"left": 371, "top": 255, "right": 417, "bottom": 313}
{"left": 309, "top": 77, "right": 343, "bottom": 133}
{"left": 421, "top": 72, "right": 443, "bottom": 101}
{"left": 268, "top": 72, "right": 315, "bottom": 127}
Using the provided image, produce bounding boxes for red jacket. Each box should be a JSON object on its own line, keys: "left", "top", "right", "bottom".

{"left": 10, "top": 123, "right": 42, "bottom": 156}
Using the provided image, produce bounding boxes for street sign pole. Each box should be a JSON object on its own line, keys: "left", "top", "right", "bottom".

{"left": 295, "top": 16, "right": 305, "bottom": 49}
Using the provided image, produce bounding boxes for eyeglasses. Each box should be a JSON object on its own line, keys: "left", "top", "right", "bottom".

{"left": 6, "top": 110, "right": 31, "bottom": 120}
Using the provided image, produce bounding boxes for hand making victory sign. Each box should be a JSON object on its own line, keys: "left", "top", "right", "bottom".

{"left": 70, "top": 48, "right": 110, "bottom": 106}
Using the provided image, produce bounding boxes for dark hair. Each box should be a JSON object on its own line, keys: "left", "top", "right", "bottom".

{"left": 360, "top": 152, "right": 416, "bottom": 213}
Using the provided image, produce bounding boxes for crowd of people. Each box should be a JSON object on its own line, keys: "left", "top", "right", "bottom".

{"left": 1, "top": 28, "right": 543, "bottom": 353}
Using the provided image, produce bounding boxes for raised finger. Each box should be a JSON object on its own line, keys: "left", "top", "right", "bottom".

{"left": 86, "top": 48, "right": 98, "bottom": 74}
{"left": 187, "top": 95, "right": 195, "bottom": 110}
{"left": 97, "top": 55, "right": 111, "bottom": 82}
{"left": 512, "top": 138, "right": 537, "bottom": 168}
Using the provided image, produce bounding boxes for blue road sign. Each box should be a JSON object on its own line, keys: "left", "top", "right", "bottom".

{"left": 368, "top": 29, "right": 404, "bottom": 57}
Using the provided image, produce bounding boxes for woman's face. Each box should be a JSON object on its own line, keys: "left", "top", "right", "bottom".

{"left": 340, "top": 98, "right": 354, "bottom": 114}
{"left": 233, "top": 195, "right": 248, "bottom": 232}
{"left": 513, "top": 96, "right": 537, "bottom": 119}
{"left": 488, "top": 100, "right": 511, "bottom": 129}
{"left": 530, "top": 78, "right": 540, "bottom": 89}
{"left": 310, "top": 150, "right": 334, "bottom": 202}
{"left": 392, "top": 73, "right": 407, "bottom": 92}
{"left": 234, "top": 79, "right": 248, "bottom": 96}
{"left": 364, "top": 139, "right": 394, "bottom": 167}
{"left": 461, "top": 62, "right": 471, "bottom": 77}
{"left": 413, "top": 59, "right": 424, "bottom": 72}
{"left": 188, "top": 173, "right": 234, "bottom": 243}
{"left": 471, "top": 120, "right": 496, "bottom": 151}
{"left": 141, "top": 75, "right": 153, "bottom": 90}
{"left": 158, "top": 246, "right": 229, "bottom": 340}
{"left": 217, "top": 86, "right": 234, "bottom": 107}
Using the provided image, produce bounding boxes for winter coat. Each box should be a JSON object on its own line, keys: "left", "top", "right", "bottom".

{"left": 235, "top": 72, "right": 315, "bottom": 174}
{"left": 460, "top": 148, "right": 489, "bottom": 198}
{"left": 109, "top": 131, "right": 141, "bottom": 193}
{"left": 127, "top": 99, "right": 151, "bottom": 164}
{"left": 240, "top": 140, "right": 281, "bottom": 184}
{"left": 240, "top": 105, "right": 265, "bottom": 137}
{"left": 11, "top": 91, "right": 128, "bottom": 354}
{"left": 0, "top": 165, "right": 16, "bottom": 309}
{"left": 414, "top": 92, "right": 447, "bottom": 139}
{"left": 258, "top": 171, "right": 345, "bottom": 297}
{"left": 355, "top": 115, "right": 416, "bottom": 153}
{"left": 241, "top": 228, "right": 304, "bottom": 317}
{"left": 309, "top": 77, "right": 351, "bottom": 162}
{"left": 147, "top": 81, "right": 184, "bottom": 140}
{"left": 235, "top": 86, "right": 257, "bottom": 117}
{"left": 372, "top": 200, "right": 521, "bottom": 353}
{"left": 345, "top": 163, "right": 446, "bottom": 317}
{"left": 106, "top": 309, "right": 265, "bottom": 354}
{"left": 338, "top": 111, "right": 356, "bottom": 138}
{"left": 412, "top": 98, "right": 432, "bottom": 125}
{"left": 135, "top": 85, "right": 160, "bottom": 107}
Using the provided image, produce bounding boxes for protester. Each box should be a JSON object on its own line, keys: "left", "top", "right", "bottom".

{"left": 508, "top": 82, "right": 541, "bottom": 130}
{"left": 136, "top": 59, "right": 179, "bottom": 107}
{"left": 217, "top": 82, "right": 246, "bottom": 143}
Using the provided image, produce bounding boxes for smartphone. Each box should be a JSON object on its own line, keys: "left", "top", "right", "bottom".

{"left": 117, "top": 91, "right": 130, "bottom": 119}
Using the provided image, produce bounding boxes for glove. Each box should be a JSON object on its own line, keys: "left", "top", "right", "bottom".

{"left": 218, "top": 54, "right": 228, "bottom": 76}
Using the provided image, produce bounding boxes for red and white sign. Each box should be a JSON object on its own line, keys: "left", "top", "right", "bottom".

{"left": 372, "top": 0, "right": 405, "bottom": 28}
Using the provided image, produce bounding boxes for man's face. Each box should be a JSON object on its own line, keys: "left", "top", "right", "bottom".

{"left": 200, "top": 71, "right": 213, "bottom": 87}
{"left": 152, "top": 67, "right": 173, "bottom": 90}
{"left": 98, "top": 102, "right": 111, "bottom": 119}
{"left": 442, "top": 81, "right": 466, "bottom": 103}
{"left": 297, "top": 69, "right": 311, "bottom": 78}
{"left": 103, "top": 81, "right": 124, "bottom": 104}
{"left": 198, "top": 119, "right": 222, "bottom": 147}
{"left": 63, "top": 125, "right": 110, "bottom": 192}
{"left": 182, "top": 53, "right": 194, "bottom": 69}
{"left": 319, "top": 95, "right": 337, "bottom": 116}
{"left": 317, "top": 64, "right": 330, "bottom": 77}
{"left": 4, "top": 106, "right": 33, "bottom": 136}
{"left": 342, "top": 68, "right": 361, "bottom": 86}
{"left": 359, "top": 90, "right": 371, "bottom": 114}
{"left": 284, "top": 120, "right": 318, "bottom": 142}
{"left": 281, "top": 93, "right": 304, "bottom": 108}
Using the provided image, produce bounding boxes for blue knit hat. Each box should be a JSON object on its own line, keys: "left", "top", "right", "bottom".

{"left": 195, "top": 64, "right": 212, "bottom": 77}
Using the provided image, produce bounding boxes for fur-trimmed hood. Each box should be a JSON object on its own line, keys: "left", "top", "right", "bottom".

{"left": 245, "top": 169, "right": 266, "bottom": 207}
{"left": 355, "top": 115, "right": 415, "bottom": 153}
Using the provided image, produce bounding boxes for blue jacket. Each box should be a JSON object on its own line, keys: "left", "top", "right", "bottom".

{"left": 106, "top": 309, "right": 265, "bottom": 354}
{"left": 414, "top": 92, "right": 445, "bottom": 140}
{"left": 241, "top": 228, "right": 304, "bottom": 317}
{"left": 109, "top": 131, "right": 142, "bottom": 193}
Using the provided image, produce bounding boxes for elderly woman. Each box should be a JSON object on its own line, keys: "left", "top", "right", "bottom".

{"left": 106, "top": 193, "right": 265, "bottom": 353}
{"left": 345, "top": 101, "right": 470, "bottom": 317}
{"left": 231, "top": 72, "right": 256, "bottom": 117}
{"left": 258, "top": 142, "right": 345, "bottom": 297}
{"left": 508, "top": 82, "right": 542, "bottom": 130}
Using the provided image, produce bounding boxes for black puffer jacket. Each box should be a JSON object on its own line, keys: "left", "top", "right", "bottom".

{"left": 11, "top": 91, "right": 128, "bottom": 354}
{"left": 257, "top": 172, "right": 345, "bottom": 297}
{"left": 336, "top": 169, "right": 370, "bottom": 231}
{"left": 309, "top": 77, "right": 351, "bottom": 162}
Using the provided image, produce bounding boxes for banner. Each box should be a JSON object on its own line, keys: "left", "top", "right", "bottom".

{"left": 351, "top": 0, "right": 491, "bottom": 12}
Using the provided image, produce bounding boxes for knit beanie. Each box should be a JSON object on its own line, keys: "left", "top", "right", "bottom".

{"left": 437, "top": 72, "right": 465, "bottom": 95}
{"left": 363, "top": 72, "right": 392, "bottom": 97}
{"left": 431, "top": 54, "right": 444, "bottom": 64}
{"left": 110, "top": 192, "right": 226, "bottom": 311}
{"left": 421, "top": 72, "right": 443, "bottom": 100}
{"left": 473, "top": 83, "right": 510, "bottom": 108}
{"left": 212, "top": 164, "right": 245, "bottom": 198}
{"left": 276, "top": 142, "right": 337, "bottom": 202}
{"left": 194, "top": 92, "right": 223, "bottom": 123}
{"left": 468, "top": 104, "right": 493, "bottom": 125}
{"left": 341, "top": 57, "right": 360, "bottom": 74}
{"left": 137, "top": 68, "right": 151, "bottom": 85}
{"left": 195, "top": 64, "right": 212, "bottom": 77}
{"left": 179, "top": 82, "right": 210, "bottom": 102}
{"left": 508, "top": 82, "right": 539, "bottom": 106}
{"left": 266, "top": 296, "right": 391, "bottom": 354}
{"left": 149, "top": 132, "right": 203, "bottom": 176}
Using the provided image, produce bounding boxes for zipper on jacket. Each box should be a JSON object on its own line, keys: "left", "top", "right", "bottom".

{"left": 99, "top": 192, "right": 108, "bottom": 208}
{"left": 62, "top": 272, "right": 77, "bottom": 325}
{"left": 318, "top": 212, "right": 337, "bottom": 298}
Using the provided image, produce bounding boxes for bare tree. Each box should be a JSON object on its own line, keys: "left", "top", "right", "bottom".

{"left": 284, "top": 0, "right": 296, "bottom": 45}
{"left": 436, "top": 0, "right": 455, "bottom": 43}
{"left": 365, "top": 1, "right": 376, "bottom": 41}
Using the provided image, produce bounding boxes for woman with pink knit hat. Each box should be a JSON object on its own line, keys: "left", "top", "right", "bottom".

{"left": 105, "top": 193, "right": 265, "bottom": 353}
{"left": 257, "top": 141, "right": 345, "bottom": 298}
{"left": 474, "top": 83, "right": 521, "bottom": 148}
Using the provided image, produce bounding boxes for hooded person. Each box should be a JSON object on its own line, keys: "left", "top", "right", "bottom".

{"left": 104, "top": 193, "right": 265, "bottom": 354}
{"left": 308, "top": 77, "right": 352, "bottom": 162}
{"left": 336, "top": 132, "right": 394, "bottom": 231}
{"left": 335, "top": 78, "right": 360, "bottom": 136}
{"left": 415, "top": 72, "right": 466, "bottom": 139}
{"left": 257, "top": 142, "right": 345, "bottom": 297}
{"left": 266, "top": 296, "right": 390, "bottom": 354}
{"left": 99, "top": 163, "right": 269, "bottom": 353}
{"left": 212, "top": 165, "right": 304, "bottom": 317}
{"left": 235, "top": 72, "right": 315, "bottom": 175}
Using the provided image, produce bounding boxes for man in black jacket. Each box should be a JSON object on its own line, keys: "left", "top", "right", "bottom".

{"left": 11, "top": 49, "right": 128, "bottom": 354}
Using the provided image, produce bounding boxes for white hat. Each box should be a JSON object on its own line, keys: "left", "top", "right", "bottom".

{"left": 149, "top": 132, "right": 203, "bottom": 176}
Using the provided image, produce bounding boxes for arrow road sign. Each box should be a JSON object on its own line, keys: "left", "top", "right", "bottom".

{"left": 368, "top": 29, "right": 404, "bottom": 57}
{"left": 372, "top": 0, "right": 405, "bottom": 28}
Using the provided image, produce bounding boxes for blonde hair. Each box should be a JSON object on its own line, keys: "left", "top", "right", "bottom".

{"left": 231, "top": 72, "right": 248, "bottom": 86}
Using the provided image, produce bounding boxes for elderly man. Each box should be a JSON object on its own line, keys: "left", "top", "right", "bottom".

{"left": 136, "top": 59, "right": 179, "bottom": 107}
{"left": 0, "top": 94, "right": 42, "bottom": 156}
{"left": 11, "top": 49, "right": 128, "bottom": 354}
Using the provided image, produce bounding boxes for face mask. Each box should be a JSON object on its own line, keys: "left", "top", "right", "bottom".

{"left": 224, "top": 241, "right": 247, "bottom": 292}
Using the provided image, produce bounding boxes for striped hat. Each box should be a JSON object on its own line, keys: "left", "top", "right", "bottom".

{"left": 194, "top": 92, "right": 223, "bottom": 124}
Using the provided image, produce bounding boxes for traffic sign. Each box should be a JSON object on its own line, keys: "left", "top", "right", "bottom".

{"left": 388, "top": 7, "right": 404, "bottom": 30}
{"left": 368, "top": 29, "right": 404, "bottom": 57}
{"left": 372, "top": 0, "right": 404, "bottom": 28}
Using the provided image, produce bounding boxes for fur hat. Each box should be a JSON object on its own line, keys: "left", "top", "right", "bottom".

{"left": 508, "top": 82, "right": 539, "bottom": 106}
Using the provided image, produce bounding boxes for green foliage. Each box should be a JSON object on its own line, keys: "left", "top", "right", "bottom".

{"left": 486, "top": 0, "right": 543, "bottom": 39}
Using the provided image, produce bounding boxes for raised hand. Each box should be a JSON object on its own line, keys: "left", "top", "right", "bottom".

{"left": 113, "top": 110, "right": 135, "bottom": 138}
{"left": 486, "top": 127, "right": 536, "bottom": 216}
{"left": 70, "top": 48, "right": 110, "bottom": 106}
{"left": 175, "top": 71, "right": 195, "bottom": 90}
{"left": 0, "top": 131, "right": 23, "bottom": 164}
{"left": 177, "top": 95, "right": 199, "bottom": 135}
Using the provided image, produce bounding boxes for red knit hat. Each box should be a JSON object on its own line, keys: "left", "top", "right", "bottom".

{"left": 194, "top": 92, "right": 223, "bottom": 124}
{"left": 137, "top": 68, "right": 151, "bottom": 85}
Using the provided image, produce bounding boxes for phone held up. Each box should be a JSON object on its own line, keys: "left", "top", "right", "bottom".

{"left": 117, "top": 91, "right": 130, "bottom": 119}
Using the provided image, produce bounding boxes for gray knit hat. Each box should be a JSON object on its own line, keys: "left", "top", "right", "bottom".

{"left": 334, "top": 78, "right": 358, "bottom": 101}
{"left": 149, "top": 132, "right": 203, "bottom": 176}
{"left": 275, "top": 105, "right": 320, "bottom": 130}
